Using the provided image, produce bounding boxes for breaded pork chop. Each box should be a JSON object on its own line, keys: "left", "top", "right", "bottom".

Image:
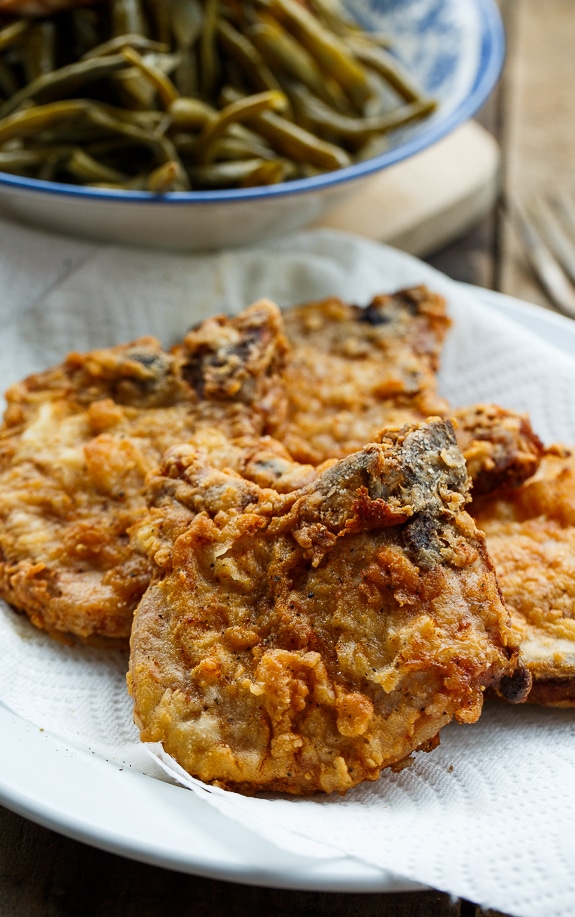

{"left": 278, "top": 289, "right": 544, "bottom": 495}
{"left": 0, "top": 300, "right": 288, "bottom": 642}
{"left": 451, "top": 403, "right": 545, "bottom": 498}
{"left": 474, "top": 450, "right": 575, "bottom": 706}
{"left": 128, "top": 418, "right": 527, "bottom": 796}
{"left": 277, "top": 286, "right": 451, "bottom": 465}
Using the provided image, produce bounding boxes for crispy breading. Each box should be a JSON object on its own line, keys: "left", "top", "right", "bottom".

{"left": 452, "top": 403, "right": 545, "bottom": 497}
{"left": 277, "top": 290, "right": 544, "bottom": 496}
{"left": 0, "top": 285, "right": 546, "bottom": 651}
{"left": 276, "top": 286, "right": 452, "bottom": 465}
{"left": 0, "top": 301, "right": 288, "bottom": 642}
{"left": 128, "top": 418, "right": 527, "bottom": 796}
{"left": 474, "top": 450, "right": 575, "bottom": 706}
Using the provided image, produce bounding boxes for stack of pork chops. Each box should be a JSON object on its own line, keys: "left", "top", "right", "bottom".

{"left": 0, "top": 286, "right": 570, "bottom": 796}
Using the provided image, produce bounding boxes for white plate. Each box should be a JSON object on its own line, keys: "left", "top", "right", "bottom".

{"left": 0, "top": 702, "right": 420, "bottom": 891}
{"left": 0, "top": 281, "right": 573, "bottom": 892}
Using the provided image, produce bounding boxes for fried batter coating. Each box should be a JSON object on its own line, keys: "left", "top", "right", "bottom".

{"left": 452, "top": 403, "right": 545, "bottom": 497}
{"left": 277, "top": 290, "right": 544, "bottom": 497}
{"left": 276, "top": 286, "right": 451, "bottom": 465}
{"left": 474, "top": 450, "right": 575, "bottom": 706}
{"left": 0, "top": 300, "right": 288, "bottom": 642}
{"left": 129, "top": 418, "right": 526, "bottom": 796}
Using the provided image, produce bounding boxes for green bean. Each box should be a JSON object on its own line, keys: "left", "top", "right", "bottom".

{"left": 290, "top": 82, "right": 436, "bottom": 144}
{"left": 82, "top": 34, "right": 169, "bottom": 60}
{"left": 37, "top": 152, "right": 61, "bottom": 183}
{"left": 199, "top": 0, "right": 219, "bottom": 99}
{"left": 144, "top": 0, "right": 173, "bottom": 46}
{"left": 1, "top": 54, "right": 131, "bottom": 117}
{"left": 188, "top": 157, "right": 286, "bottom": 188}
{"left": 113, "top": 65, "right": 156, "bottom": 109}
{"left": 114, "top": 51, "right": 178, "bottom": 111}
{"left": 0, "top": 19, "right": 30, "bottom": 54}
{"left": 120, "top": 46, "right": 179, "bottom": 108}
{"left": 0, "top": 0, "right": 436, "bottom": 192}
{"left": 349, "top": 41, "right": 427, "bottom": 105}
{"left": 0, "top": 99, "right": 93, "bottom": 144}
{"left": 146, "top": 159, "right": 183, "bottom": 192}
{"left": 353, "top": 133, "right": 389, "bottom": 162}
{"left": 171, "top": 0, "right": 203, "bottom": 96}
{"left": 266, "top": 0, "right": 372, "bottom": 109}
{"left": 85, "top": 109, "right": 190, "bottom": 188}
{"left": 111, "top": 0, "right": 148, "bottom": 39}
{"left": 85, "top": 104, "right": 162, "bottom": 144}
{"left": 88, "top": 160, "right": 186, "bottom": 191}
{"left": 65, "top": 101, "right": 165, "bottom": 131}
{"left": 221, "top": 86, "right": 350, "bottom": 171}
{"left": 97, "top": 103, "right": 166, "bottom": 130}
{"left": 248, "top": 20, "right": 323, "bottom": 94}
{"left": 253, "top": 110, "right": 351, "bottom": 170}
{"left": 0, "top": 98, "right": 162, "bottom": 147}
{"left": 24, "top": 21, "right": 56, "bottom": 83}
{"left": 216, "top": 18, "right": 281, "bottom": 94}
{"left": 246, "top": 18, "right": 345, "bottom": 111}
{"left": 227, "top": 120, "right": 278, "bottom": 145}
{"left": 207, "top": 135, "right": 278, "bottom": 162}
{"left": 169, "top": 95, "right": 214, "bottom": 130}
{"left": 194, "top": 89, "right": 287, "bottom": 163}
{"left": 67, "top": 147, "right": 128, "bottom": 182}
{"left": 306, "top": 0, "right": 360, "bottom": 39}
{"left": 89, "top": 176, "right": 147, "bottom": 190}
{"left": 0, "top": 147, "right": 68, "bottom": 173}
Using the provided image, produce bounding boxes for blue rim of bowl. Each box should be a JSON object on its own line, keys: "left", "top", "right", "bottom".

{"left": 0, "top": 0, "right": 504, "bottom": 206}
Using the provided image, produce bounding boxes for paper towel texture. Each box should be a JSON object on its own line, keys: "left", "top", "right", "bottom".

{"left": 1, "top": 223, "right": 575, "bottom": 917}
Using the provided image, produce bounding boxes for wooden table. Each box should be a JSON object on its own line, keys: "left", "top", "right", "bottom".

{"left": 430, "top": 0, "right": 575, "bottom": 311}
{"left": 1, "top": 2, "right": 572, "bottom": 915}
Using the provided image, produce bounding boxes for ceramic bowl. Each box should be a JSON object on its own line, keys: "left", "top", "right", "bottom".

{"left": 0, "top": 0, "right": 504, "bottom": 250}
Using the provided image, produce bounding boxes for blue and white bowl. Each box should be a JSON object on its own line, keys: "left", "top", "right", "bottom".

{"left": 0, "top": 0, "right": 504, "bottom": 250}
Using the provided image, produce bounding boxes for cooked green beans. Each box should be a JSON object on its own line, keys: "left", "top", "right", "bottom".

{"left": 0, "top": 0, "right": 436, "bottom": 192}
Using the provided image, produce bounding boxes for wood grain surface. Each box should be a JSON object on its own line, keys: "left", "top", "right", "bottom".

{"left": 1, "top": 1, "right": 571, "bottom": 914}
{"left": 430, "top": 0, "right": 575, "bottom": 314}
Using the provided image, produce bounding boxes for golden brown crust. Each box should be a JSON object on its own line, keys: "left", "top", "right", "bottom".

{"left": 474, "top": 451, "right": 575, "bottom": 705}
{"left": 452, "top": 403, "right": 545, "bottom": 497}
{"left": 129, "top": 419, "right": 524, "bottom": 796}
{"left": 0, "top": 300, "right": 289, "bottom": 642}
{"left": 0, "top": 282, "right": 549, "bottom": 686}
{"left": 276, "top": 286, "right": 452, "bottom": 465}
{"left": 277, "top": 291, "right": 544, "bottom": 499}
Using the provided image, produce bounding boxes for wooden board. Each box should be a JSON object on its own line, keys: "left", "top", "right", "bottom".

{"left": 314, "top": 120, "right": 501, "bottom": 258}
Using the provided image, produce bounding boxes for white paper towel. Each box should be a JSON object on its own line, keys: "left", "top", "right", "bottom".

{"left": 1, "top": 220, "right": 575, "bottom": 917}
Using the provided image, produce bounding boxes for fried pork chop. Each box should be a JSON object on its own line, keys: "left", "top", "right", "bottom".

{"left": 0, "top": 300, "right": 288, "bottom": 642}
{"left": 129, "top": 418, "right": 528, "bottom": 796}
{"left": 451, "top": 403, "right": 545, "bottom": 498}
{"left": 277, "top": 286, "right": 452, "bottom": 465}
{"left": 474, "top": 450, "right": 575, "bottom": 706}
{"left": 278, "top": 289, "right": 544, "bottom": 496}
